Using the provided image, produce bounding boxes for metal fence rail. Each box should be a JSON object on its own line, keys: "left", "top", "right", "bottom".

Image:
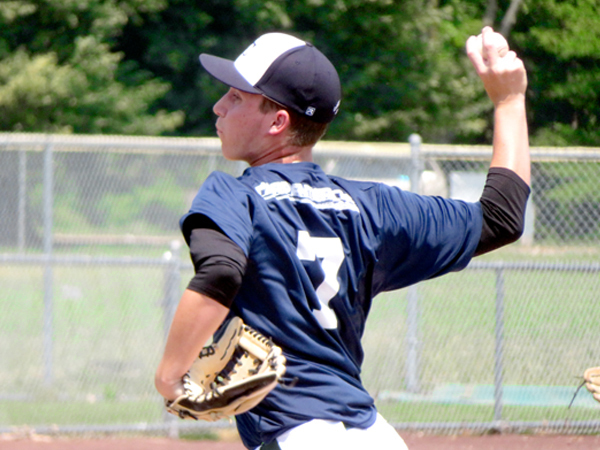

{"left": 2, "top": 132, "right": 600, "bottom": 437}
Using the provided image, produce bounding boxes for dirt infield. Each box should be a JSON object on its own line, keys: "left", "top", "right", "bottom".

{"left": 3, "top": 433, "right": 600, "bottom": 449}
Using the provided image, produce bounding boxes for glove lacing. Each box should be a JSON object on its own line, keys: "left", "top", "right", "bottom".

{"left": 243, "top": 326, "right": 281, "bottom": 373}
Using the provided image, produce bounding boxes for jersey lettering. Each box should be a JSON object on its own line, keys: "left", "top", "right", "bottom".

{"left": 296, "top": 230, "right": 344, "bottom": 329}
{"left": 254, "top": 181, "right": 359, "bottom": 212}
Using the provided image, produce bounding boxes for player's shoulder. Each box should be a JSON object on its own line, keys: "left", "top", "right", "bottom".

{"left": 205, "top": 170, "right": 242, "bottom": 184}
{"left": 328, "top": 175, "right": 397, "bottom": 204}
{"left": 202, "top": 170, "right": 256, "bottom": 194}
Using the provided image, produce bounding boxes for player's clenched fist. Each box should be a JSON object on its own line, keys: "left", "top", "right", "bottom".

{"left": 466, "top": 26, "right": 527, "bottom": 107}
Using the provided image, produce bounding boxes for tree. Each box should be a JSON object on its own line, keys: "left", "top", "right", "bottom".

{"left": 2, "top": 0, "right": 598, "bottom": 146}
{"left": 120, "top": 0, "right": 493, "bottom": 143}
{"left": 513, "top": 0, "right": 600, "bottom": 146}
{"left": 467, "top": 0, "right": 600, "bottom": 146}
{"left": 302, "top": 0, "right": 490, "bottom": 143}
{"left": 0, "top": 1, "right": 185, "bottom": 248}
{"left": 0, "top": 0, "right": 183, "bottom": 134}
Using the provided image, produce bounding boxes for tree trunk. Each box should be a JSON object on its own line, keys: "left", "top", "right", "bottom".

{"left": 484, "top": 0, "right": 498, "bottom": 26}
{"left": 500, "top": 0, "right": 524, "bottom": 36}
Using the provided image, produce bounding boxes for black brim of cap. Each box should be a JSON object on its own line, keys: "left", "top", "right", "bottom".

{"left": 199, "top": 54, "right": 261, "bottom": 94}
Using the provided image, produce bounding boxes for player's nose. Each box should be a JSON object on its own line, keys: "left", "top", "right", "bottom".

{"left": 213, "top": 95, "right": 226, "bottom": 117}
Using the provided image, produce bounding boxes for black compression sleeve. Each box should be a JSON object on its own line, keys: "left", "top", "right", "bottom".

{"left": 181, "top": 213, "right": 222, "bottom": 245}
{"left": 186, "top": 225, "right": 247, "bottom": 308}
{"left": 475, "top": 167, "right": 530, "bottom": 256}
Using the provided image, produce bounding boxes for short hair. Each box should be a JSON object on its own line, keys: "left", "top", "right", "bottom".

{"left": 259, "top": 97, "right": 329, "bottom": 147}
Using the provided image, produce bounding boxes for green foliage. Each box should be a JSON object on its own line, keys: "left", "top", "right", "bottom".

{"left": 96, "top": 173, "right": 186, "bottom": 233}
{"left": 50, "top": 153, "right": 188, "bottom": 235}
{"left": 514, "top": 0, "right": 600, "bottom": 146}
{"left": 532, "top": 162, "right": 600, "bottom": 241}
{"left": 0, "top": 0, "right": 182, "bottom": 134}
{"left": 1, "top": 0, "right": 599, "bottom": 145}
{"left": 289, "top": 0, "right": 490, "bottom": 143}
{"left": 121, "top": 0, "right": 493, "bottom": 143}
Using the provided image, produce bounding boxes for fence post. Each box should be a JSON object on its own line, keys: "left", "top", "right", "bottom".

{"left": 162, "top": 239, "right": 182, "bottom": 340}
{"left": 43, "top": 143, "right": 54, "bottom": 385}
{"left": 409, "top": 133, "right": 422, "bottom": 193}
{"left": 494, "top": 268, "right": 505, "bottom": 423}
{"left": 406, "top": 134, "right": 423, "bottom": 393}
{"left": 18, "top": 149, "right": 27, "bottom": 252}
{"left": 406, "top": 286, "right": 421, "bottom": 393}
{"left": 161, "top": 239, "right": 183, "bottom": 437}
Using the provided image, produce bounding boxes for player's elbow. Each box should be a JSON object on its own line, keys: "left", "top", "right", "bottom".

{"left": 475, "top": 210, "right": 525, "bottom": 256}
{"left": 154, "top": 365, "right": 183, "bottom": 401}
{"left": 505, "top": 221, "right": 525, "bottom": 244}
{"left": 495, "top": 223, "right": 524, "bottom": 249}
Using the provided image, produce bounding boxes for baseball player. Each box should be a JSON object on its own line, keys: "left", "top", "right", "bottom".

{"left": 155, "top": 26, "right": 530, "bottom": 449}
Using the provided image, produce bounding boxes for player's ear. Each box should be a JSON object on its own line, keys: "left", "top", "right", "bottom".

{"left": 268, "top": 109, "right": 291, "bottom": 136}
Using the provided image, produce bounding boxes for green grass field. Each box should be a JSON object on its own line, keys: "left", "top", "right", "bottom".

{"left": 1, "top": 244, "right": 600, "bottom": 430}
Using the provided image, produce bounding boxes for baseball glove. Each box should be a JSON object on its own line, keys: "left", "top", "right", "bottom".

{"left": 165, "top": 317, "right": 286, "bottom": 421}
{"left": 584, "top": 367, "right": 600, "bottom": 402}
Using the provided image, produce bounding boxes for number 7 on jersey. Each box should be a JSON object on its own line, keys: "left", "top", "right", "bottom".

{"left": 296, "top": 230, "right": 344, "bottom": 329}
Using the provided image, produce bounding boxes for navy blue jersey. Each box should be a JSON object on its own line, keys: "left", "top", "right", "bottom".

{"left": 180, "top": 162, "right": 482, "bottom": 448}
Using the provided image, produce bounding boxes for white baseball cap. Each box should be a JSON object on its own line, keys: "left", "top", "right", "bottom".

{"left": 200, "top": 33, "right": 341, "bottom": 123}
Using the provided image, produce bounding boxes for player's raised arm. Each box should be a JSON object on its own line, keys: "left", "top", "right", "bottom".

{"left": 466, "top": 27, "right": 531, "bottom": 256}
{"left": 466, "top": 26, "right": 530, "bottom": 186}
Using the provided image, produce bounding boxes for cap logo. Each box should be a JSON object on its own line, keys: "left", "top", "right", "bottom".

{"left": 305, "top": 106, "right": 316, "bottom": 117}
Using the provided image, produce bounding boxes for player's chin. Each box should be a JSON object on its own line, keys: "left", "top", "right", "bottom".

{"left": 220, "top": 145, "right": 238, "bottom": 161}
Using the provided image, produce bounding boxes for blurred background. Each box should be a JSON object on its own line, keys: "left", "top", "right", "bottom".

{"left": 1, "top": 0, "right": 600, "bottom": 439}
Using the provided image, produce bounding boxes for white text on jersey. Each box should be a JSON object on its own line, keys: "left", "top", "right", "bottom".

{"left": 254, "top": 181, "right": 359, "bottom": 212}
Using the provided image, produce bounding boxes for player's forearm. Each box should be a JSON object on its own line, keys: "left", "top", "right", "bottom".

{"left": 155, "top": 289, "right": 229, "bottom": 399}
{"left": 489, "top": 96, "right": 530, "bottom": 186}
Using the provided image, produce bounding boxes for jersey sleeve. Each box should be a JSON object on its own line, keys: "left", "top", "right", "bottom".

{"left": 179, "top": 172, "right": 253, "bottom": 256}
{"left": 369, "top": 183, "right": 483, "bottom": 293}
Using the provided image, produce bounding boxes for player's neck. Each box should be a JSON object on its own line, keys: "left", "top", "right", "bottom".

{"left": 249, "top": 145, "right": 313, "bottom": 166}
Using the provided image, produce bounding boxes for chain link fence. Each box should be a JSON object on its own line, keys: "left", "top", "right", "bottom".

{"left": 1, "top": 132, "right": 599, "bottom": 437}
